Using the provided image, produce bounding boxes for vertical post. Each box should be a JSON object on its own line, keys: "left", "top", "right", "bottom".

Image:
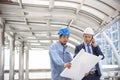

{"left": 112, "top": 52, "right": 115, "bottom": 65}
{"left": 19, "top": 42, "right": 24, "bottom": 80}
{"left": 0, "top": 18, "right": 5, "bottom": 80}
{"left": 118, "top": 20, "right": 120, "bottom": 80}
{"left": 9, "top": 33, "right": 15, "bottom": 80}
{"left": 111, "top": 28, "right": 115, "bottom": 65}
{"left": 49, "top": 0, "right": 54, "bottom": 11}
{"left": 25, "top": 47, "right": 29, "bottom": 80}
{"left": 104, "top": 44, "right": 107, "bottom": 64}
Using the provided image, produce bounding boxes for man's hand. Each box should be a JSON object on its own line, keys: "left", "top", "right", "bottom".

{"left": 92, "top": 38, "right": 97, "bottom": 47}
{"left": 64, "top": 62, "right": 71, "bottom": 69}
{"left": 84, "top": 72, "right": 89, "bottom": 76}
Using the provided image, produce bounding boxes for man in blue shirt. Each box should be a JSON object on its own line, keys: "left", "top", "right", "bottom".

{"left": 74, "top": 27, "right": 105, "bottom": 80}
{"left": 49, "top": 27, "right": 72, "bottom": 80}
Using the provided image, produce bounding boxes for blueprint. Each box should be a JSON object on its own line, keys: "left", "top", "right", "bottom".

{"left": 60, "top": 49, "right": 102, "bottom": 80}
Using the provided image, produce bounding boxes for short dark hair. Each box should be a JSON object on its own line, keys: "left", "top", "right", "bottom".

{"left": 59, "top": 35, "right": 63, "bottom": 38}
{"left": 59, "top": 34, "right": 69, "bottom": 38}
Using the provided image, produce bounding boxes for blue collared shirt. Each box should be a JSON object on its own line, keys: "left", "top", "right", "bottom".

{"left": 49, "top": 41, "right": 72, "bottom": 80}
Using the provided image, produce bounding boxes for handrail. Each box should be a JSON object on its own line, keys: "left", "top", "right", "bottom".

{"left": 4, "top": 69, "right": 51, "bottom": 73}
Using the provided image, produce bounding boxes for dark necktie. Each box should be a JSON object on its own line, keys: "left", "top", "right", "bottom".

{"left": 87, "top": 44, "right": 91, "bottom": 53}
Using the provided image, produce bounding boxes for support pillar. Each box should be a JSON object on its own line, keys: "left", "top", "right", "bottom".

{"left": 25, "top": 48, "right": 29, "bottom": 80}
{"left": 19, "top": 42, "right": 24, "bottom": 80}
{"left": 9, "top": 33, "right": 15, "bottom": 80}
{"left": 0, "top": 18, "right": 5, "bottom": 80}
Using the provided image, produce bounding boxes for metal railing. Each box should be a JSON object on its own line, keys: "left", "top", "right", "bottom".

{"left": 4, "top": 66, "right": 120, "bottom": 80}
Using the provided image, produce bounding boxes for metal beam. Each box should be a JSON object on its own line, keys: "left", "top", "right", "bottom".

{"left": 21, "top": 37, "right": 79, "bottom": 46}
{"left": 68, "top": 19, "right": 74, "bottom": 28}
{"left": 0, "top": 0, "right": 110, "bottom": 19}
{"left": 5, "top": 32, "right": 14, "bottom": 39}
{"left": 0, "top": 3, "right": 102, "bottom": 22}
{"left": 18, "top": 0, "right": 23, "bottom": 8}
{"left": 0, "top": 13, "right": 100, "bottom": 25}
{"left": 96, "top": 14, "right": 120, "bottom": 35}
{"left": 76, "top": 0, "right": 85, "bottom": 14}
{"left": 49, "top": 0, "right": 54, "bottom": 11}
{"left": 0, "top": 29, "right": 4, "bottom": 80}
{"left": 100, "top": 5, "right": 120, "bottom": 25}
{"left": 99, "top": 0, "right": 120, "bottom": 10}
{"left": 5, "top": 29, "right": 57, "bottom": 32}
{"left": 102, "top": 65, "right": 120, "bottom": 72}
{"left": 4, "top": 69, "right": 50, "bottom": 73}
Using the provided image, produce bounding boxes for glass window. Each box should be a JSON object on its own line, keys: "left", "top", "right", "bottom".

{"left": 106, "top": 31, "right": 111, "bottom": 38}
{"left": 96, "top": 34, "right": 101, "bottom": 38}
{"left": 114, "top": 41, "right": 118, "bottom": 49}
{"left": 107, "top": 47, "right": 112, "bottom": 57}
{"left": 95, "top": 19, "right": 120, "bottom": 65}
{"left": 112, "top": 32, "right": 118, "bottom": 40}
{"left": 112, "top": 23, "right": 117, "bottom": 31}
{"left": 116, "top": 20, "right": 120, "bottom": 27}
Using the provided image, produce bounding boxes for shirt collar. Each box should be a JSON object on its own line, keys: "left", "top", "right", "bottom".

{"left": 84, "top": 42, "right": 91, "bottom": 46}
{"left": 57, "top": 41, "right": 67, "bottom": 48}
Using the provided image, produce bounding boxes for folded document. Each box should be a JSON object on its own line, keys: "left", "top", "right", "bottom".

{"left": 60, "top": 49, "right": 102, "bottom": 80}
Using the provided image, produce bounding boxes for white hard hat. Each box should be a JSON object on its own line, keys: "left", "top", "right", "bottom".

{"left": 83, "top": 27, "right": 94, "bottom": 35}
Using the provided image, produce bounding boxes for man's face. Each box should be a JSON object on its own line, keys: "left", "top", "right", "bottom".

{"left": 59, "top": 35, "right": 69, "bottom": 45}
{"left": 83, "top": 34, "right": 93, "bottom": 44}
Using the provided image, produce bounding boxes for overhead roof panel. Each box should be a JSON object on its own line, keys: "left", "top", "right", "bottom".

{"left": 81, "top": 5, "right": 106, "bottom": 20}
{"left": 22, "top": 0, "right": 49, "bottom": 5}
{"left": 54, "top": 1, "right": 78, "bottom": 8}
{"left": 100, "top": 0, "right": 120, "bottom": 10}
{"left": 85, "top": 0, "right": 116, "bottom": 16}
{"left": 0, "top": 0, "right": 120, "bottom": 50}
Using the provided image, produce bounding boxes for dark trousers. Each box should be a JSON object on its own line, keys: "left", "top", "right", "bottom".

{"left": 82, "top": 73, "right": 100, "bottom": 80}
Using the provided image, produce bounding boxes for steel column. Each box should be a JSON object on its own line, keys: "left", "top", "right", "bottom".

{"left": 9, "top": 33, "right": 15, "bottom": 80}
{"left": 0, "top": 18, "right": 5, "bottom": 80}
{"left": 19, "top": 42, "right": 24, "bottom": 80}
{"left": 25, "top": 48, "right": 29, "bottom": 80}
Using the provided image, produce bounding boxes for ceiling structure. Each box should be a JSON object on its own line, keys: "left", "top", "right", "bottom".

{"left": 0, "top": 0, "right": 120, "bottom": 52}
